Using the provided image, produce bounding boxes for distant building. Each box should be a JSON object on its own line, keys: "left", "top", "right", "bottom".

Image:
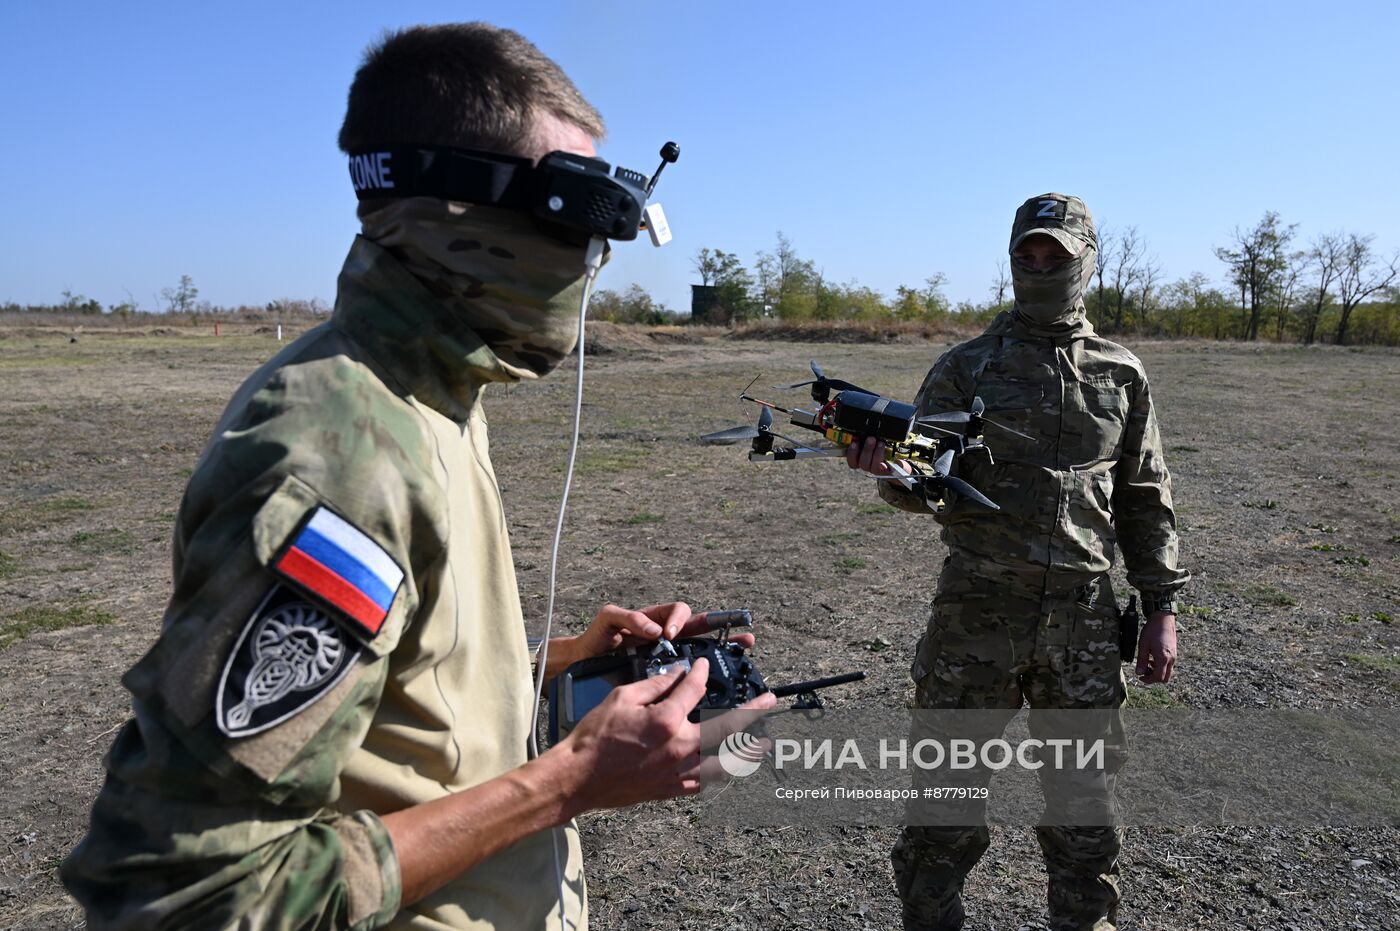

{"left": 690, "top": 284, "right": 729, "bottom": 325}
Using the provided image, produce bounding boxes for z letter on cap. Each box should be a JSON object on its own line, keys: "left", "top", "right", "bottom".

{"left": 271, "top": 507, "right": 404, "bottom": 638}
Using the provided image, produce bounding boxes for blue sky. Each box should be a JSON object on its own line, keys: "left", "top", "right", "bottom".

{"left": 2, "top": 1, "right": 1396, "bottom": 313}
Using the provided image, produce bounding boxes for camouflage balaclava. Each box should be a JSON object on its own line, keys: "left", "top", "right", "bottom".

{"left": 1008, "top": 193, "right": 1098, "bottom": 333}
{"left": 360, "top": 197, "right": 597, "bottom": 381}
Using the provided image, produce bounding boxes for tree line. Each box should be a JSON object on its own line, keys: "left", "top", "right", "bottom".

{"left": 643, "top": 219, "right": 1397, "bottom": 345}
{"left": 8, "top": 222, "right": 1397, "bottom": 345}
{"left": 2, "top": 274, "right": 330, "bottom": 323}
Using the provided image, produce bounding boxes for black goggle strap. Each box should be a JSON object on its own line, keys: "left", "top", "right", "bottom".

{"left": 347, "top": 146, "right": 537, "bottom": 207}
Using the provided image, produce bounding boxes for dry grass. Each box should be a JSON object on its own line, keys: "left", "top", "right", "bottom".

{"left": 2, "top": 325, "right": 1398, "bottom": 930}
{"left": 730, "top": 318, "right": 977, "bottom": 343}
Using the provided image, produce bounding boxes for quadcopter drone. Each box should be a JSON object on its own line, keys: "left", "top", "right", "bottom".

{"left": 700, "top": 360, "right": 1033, "bottom": 511}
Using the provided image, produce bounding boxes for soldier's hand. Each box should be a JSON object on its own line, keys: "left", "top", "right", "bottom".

{"left": 1136, "top": 612, "right": 1177, "bottom": 684}
{"left": 571, "top": 603, "right": 757, "bottom": 660}
{"left": 846, "top": 435, "right": 894, "bottom": 476}
{"left": 575, "top": 602, "right": 685, "bottom": 657}
{"left": 554, "top": 660, "right": 775, "bottom": 814}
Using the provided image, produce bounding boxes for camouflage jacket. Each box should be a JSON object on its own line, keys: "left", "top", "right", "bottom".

{"left": 61, "top": 236, "right": 586, "bottom": 930}
{"left": 880, "top": 311, "right": 1189, "bottom": 600}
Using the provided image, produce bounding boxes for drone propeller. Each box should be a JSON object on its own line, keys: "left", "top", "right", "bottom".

{"left": 701, "top": 406, "right": 806, "bottom": 449}
{"left": 939, "top": 476, "right": 998, "bottom": 510}
{"left": 917, "top": 396, "right": 986, "bottom": 425}
{"left": 980, "top": 417, "right": 1035, "bottom": 441}
{"left": 927, "top": 448, "right": 1000, "bottom": 510}
{"left": 918, "top": 411, "right": 974, "bottom": 426}
{"left": 917, "top": 396, "right": 1033, "bottom": 442}
{"left": 874, "top": 448, "right": 999, "bottom": 510}
{"left": 782, "top": 359, "right": 874, "bottom": 396}
{"left": 700, "top": 424, "right": 760, "bottom": 445}
{"left": 701, "top": 405, "right": 772, "bottom": 445}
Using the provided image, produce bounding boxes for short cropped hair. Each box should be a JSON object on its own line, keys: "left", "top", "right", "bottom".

{"left": 337, "top": 22, "right": 605, "bottom": 156}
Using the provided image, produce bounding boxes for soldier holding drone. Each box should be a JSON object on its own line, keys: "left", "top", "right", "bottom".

{"left": 850, "top": 193, "right": 1189, "bottom": 931}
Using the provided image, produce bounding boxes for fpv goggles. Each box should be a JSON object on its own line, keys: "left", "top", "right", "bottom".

{"left": 347, "top": 142, "right": 678, "bottom": 243}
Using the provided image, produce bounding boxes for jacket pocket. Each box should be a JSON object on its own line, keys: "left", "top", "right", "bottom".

{"left": 910, "top": 628, "right": 943, "bottom": 683}
{"left": 1075, "top": 376, "right": 1128, "bottom": 463}
{"left": 974, "top": 378, "right": 1045, "bottom": 462}
{"left": 1062, "top": 575, "right": 1125, "bottom": 707}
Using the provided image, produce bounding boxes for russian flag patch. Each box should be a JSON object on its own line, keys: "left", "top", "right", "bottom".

{"left": 271, "top": 507, "right": 404, "bottom": 638}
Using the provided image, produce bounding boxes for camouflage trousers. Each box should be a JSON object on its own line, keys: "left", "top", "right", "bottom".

{"left": 892, "top": 560, "right": 1127, "bottom": 931}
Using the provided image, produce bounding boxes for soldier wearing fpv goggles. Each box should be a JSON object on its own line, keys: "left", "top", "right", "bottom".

{"left": 63, "top": 23, "right": 772, "bottom": 931}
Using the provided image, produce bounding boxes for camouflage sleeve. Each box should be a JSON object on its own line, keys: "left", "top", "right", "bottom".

{"left": 65, "top": 714, "right": 402, "bottom": 931}
{"left": 62, "top": 475, "right": 412, "bottom": 929}
{"left": 1111, "top": 370, "right": 1191, "bottom": 599}
{"left": 878, "top": 349, "right": 970, "bottom": 515}
{"left": 61, "top": 357, "right": 444, "bottom": 930}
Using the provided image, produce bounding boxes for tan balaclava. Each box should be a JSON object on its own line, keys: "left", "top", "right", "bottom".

{"left": 360, "top": 197, "right": 599, "bottom": 380}
{"left": 1008, "top": 193, "right": 1098, "bottom": 334}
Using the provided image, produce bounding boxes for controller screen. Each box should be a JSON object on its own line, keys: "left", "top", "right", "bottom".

{"left": 568, "top": 672, "right": 625, "bottom": 724}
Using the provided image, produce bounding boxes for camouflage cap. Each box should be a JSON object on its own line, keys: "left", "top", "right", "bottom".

{"left": 1009, "top": 193, "right": 1097, "bottom": 256}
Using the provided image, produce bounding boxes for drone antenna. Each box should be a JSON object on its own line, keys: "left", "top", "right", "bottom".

{"left": 740, "top": 395, "right": 794, "bottom": 414}
{"left": 739, "top": 374, "right": 794, "bottom": 414}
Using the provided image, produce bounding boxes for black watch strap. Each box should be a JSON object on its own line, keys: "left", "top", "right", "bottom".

{"left": 1141, "top": 593, "right": 1177, "bottom": 615}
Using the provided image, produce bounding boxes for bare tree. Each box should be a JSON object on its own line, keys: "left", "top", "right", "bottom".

{"left": 1136, "top": 254, "right": 1163, "bottom": 333}
{"left": 753, "top": 252, "right": 777, "bottom": 313}
{"left": 1301, "top": 233, "right": 1345, "bottom": 345}
{"left": 1109, "top": 227, "right": 1146, "bottom": 331}
{"left": 1270, "top": 249, "right": 1306, "bottom": 341}
{"left": 989, "top": 259, "right": 1010, "bottom": 305}
{"left": 1092, "top": 225, "right": 1115, "bottom": 326}
{"left": 1333, "top": 233, "right": 1399, "bottom": 345}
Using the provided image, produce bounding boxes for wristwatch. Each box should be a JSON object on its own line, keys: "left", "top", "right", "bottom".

{"left": 1140, "top": 592, "right": 1177, "bottom": 616}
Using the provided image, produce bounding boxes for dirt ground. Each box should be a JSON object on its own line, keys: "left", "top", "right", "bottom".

{"left": 1, "top": 325, "right": 1397, "bottom": 930}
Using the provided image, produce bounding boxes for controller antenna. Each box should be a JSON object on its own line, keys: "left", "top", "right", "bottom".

{"left": 646, "top": 141, "right": 680, "bottom": 197}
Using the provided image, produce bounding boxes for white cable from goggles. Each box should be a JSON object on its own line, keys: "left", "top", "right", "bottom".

{"left": 527, "top": 234, "right": 606, "bottom": 931}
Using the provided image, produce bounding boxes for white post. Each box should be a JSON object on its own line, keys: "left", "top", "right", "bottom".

{"left": 277, "top": 324, "right": 283, "bottom": 342}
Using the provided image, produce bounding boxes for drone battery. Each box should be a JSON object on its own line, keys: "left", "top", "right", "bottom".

{"left": 833, "top": 392, "right": 917, "bottom": 443}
